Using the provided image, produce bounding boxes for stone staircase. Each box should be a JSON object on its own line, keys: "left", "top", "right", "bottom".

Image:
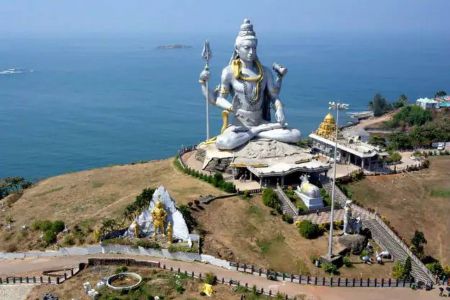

{"left": 275, "top": 185, "right": 298, "bottom": 217}
{"left": 362, "top": 219, "right": 432, "bottom": 284}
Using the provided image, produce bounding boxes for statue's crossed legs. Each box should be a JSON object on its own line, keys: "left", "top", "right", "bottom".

{"left": 216, "top": 123, "right": 301, "bottom": 150}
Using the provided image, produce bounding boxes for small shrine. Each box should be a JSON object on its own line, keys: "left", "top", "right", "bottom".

{"left": 125, "top": 186, "right": 191, "bottom": 246}
{"left": 295, "top": 176, "right": 324, "bottom": 210}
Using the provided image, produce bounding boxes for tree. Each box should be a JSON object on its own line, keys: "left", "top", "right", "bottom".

{"left": 435, "top": 90, "right": 447, "bottom": 98}
{"left": 369, "top": 93, "right": 392, "bottom": 117}
{"left": 393, "top": 94, "right": 408, "bottom": 108}
{"left": 392, "top": 257, "right": 412, "bottom": 280}
{"left": 411, "top": 230, "right": 427, "bottom": 258}
{"left": 404, "top": 257, "right": 412, "bottom": 280}
{"left": 368, "top": 135, "right": 386, "bottom": 147}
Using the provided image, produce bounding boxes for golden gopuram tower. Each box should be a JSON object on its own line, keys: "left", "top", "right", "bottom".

{"left": 316, "top": 113, "right": 337, "bottom": 139}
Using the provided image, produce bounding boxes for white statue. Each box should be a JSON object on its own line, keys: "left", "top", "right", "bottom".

{"left": 344, "top": 200, "right": 352, "bottom": 235}
{"left": 199, "top": 19, "right": 301, "bottom": 150}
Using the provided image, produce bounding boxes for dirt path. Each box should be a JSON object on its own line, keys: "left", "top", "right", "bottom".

{"left": 0, "top": 255, "right": 440, "bottom": 300}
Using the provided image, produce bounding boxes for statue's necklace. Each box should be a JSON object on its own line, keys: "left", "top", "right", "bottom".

{"left": 231, "top": 59, "right": 264, "bottom": 105}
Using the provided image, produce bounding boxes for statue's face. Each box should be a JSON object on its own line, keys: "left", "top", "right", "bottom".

{"left": 236, "top": 39, "right": 257, "bottom": 62}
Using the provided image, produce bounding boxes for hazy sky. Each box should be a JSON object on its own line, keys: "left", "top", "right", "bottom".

{"left": 1, "top": 0, "right": 449, "bottom": 37}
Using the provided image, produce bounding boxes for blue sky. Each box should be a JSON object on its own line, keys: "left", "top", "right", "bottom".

{"left": 1, "top": 0, "right": 449, "bottom": 36}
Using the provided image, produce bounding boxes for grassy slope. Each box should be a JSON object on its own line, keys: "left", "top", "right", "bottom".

{"left": 1, "top": 158, "right": 393, "bottom": 277}
{"left": 347, "top": 156, "right": 450, "bottom": 265}
{"left": 0, "top": 158, "right": 225, "bottom": 251}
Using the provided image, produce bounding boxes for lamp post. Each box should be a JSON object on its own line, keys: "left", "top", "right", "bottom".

{"left": 327, "top": 101, "right": 349, "bottom": 260}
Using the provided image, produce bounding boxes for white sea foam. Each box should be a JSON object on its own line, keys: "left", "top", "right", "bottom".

{"left": 0, "top": 68, "right": 30, "bottom": 75}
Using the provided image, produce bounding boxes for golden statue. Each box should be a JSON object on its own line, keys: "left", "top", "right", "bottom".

{"left": 167, "top": 222, "right": 173, "bottom": 245}
{"left": 151, "top": 200, "right": 167, "bottom": 237}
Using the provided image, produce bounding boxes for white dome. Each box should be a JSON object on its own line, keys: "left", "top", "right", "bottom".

{"left": 299, "top": 181, "right": 320, "bottom": 198}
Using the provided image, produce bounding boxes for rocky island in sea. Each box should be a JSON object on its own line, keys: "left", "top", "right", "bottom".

{"left": 156, "top": 44, "right": 192, "bottom": 49}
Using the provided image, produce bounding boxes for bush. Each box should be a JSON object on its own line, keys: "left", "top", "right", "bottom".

{"left": 322, "top": 262, "right": 338, "bottom": 275}
{"left": 32, "top": 219, "right": 52, "bottom": 231}
{"left": 343, "top": 256, "right": 353, "bottom": 267}
{"left": 134, "top": 239, "right": 161, "bottom": 249}
{"left": 426, "top": 261, "right": 444, "bottom": 276}
{"left": 43, "top": 230, "right": 57, "bottom": 245}
{"left": 62, "top": 234, "right": 75, "bottom": 246}
{"left": 115, "top": 266, "right": 128, "bottom": 274}
{"left": 204, "top": 272, "right": 217, "bottom": 285}
{"left": 297, "top": 220, "right": 321, "bottom": 239}
{"left": 51, "top": 220, "right": 65, "bottom": 234}
{"left": 282, "top": 214, "right": 294, "bottom": 224}
{"left": 262, "top": 188, "right": 281, "bottom": 213}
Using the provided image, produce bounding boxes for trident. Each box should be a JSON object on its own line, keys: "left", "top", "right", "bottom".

{"left": 201, "top": 40, "right": 212, "bottom": 140}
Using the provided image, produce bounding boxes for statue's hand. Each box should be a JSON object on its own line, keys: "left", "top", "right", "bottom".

{"left": 199, "top": 69, "right": 210, "bottom": 84}
{"left": 275, "top": 108, "right": 286, "bottom": 126}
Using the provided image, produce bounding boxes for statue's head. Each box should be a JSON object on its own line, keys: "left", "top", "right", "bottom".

{"left": 235, "top": 19, "right": 258, "bottom": 62}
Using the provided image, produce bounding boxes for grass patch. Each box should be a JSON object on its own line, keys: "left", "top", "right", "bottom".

{"left": 34, "top": 186, "right": 63, "bottom": 197}
{"left": 91, "top": 181, "right": 104, "bottom": 188}
{"left": 430, "top": 188, "right": 450, "bottom": 198}
{"left": 256, "top": 233, "right": 285, "bottom": 254}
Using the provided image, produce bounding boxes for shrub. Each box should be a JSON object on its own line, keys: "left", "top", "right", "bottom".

{"left": 51, "top": 220, "right": 65, "bottom": 234}
{"left": 43, "top": 230, "right": 57, "bottom": 245}
{"left": 262, "top": 188, "right": 281, "bottom": 212}
{"left": 322, "top": 262, "right": 338, "bottom": 274}
{"left": 204, "top": 272, "right": 217, "bottom": 285}
{"left": 63, "top": 234, "right": 75, "bottom": 246}
{"left": 115, "top": 266, "right": 128, "bottom": 274}
{"left": 343, "top": 256, "right": 353, "bottom": 267}
{"left": 297, "top": 220, "right": 321, "bottom": 239}
{"left": 426, "top": 261, "right": 444, "bottom": 276}
{"left": 282, "top": 214, "right": 294, "bottom": 224}
{"left": 32, "top": 219, "right": 52, "bottom": 231}
{"left": 135, "top": 239, "right": 161, "bottom": 249}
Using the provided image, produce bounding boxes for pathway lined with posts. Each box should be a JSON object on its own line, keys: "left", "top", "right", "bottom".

{"left": 321, "top": 179, "right": 435, "bottom": 284}
{"left": 0, "top": 255, "right": 441, "bottom": 300}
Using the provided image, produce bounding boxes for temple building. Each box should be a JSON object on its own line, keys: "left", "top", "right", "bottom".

{"left": 309, "top": 113, "right": 387, "bottom": 171}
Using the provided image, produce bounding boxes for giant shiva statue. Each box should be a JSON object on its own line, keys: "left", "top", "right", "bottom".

{"left": 199, "top": 19, "right": 301, "bottom": 150}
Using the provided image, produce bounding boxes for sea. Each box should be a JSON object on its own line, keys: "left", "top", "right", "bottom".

{"left": 1, "top": 32, "right": 449, "bottom": 181}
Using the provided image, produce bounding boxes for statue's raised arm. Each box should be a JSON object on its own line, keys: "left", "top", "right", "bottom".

{"left": 198, "top": 19, "right": 301, "bottom": 151}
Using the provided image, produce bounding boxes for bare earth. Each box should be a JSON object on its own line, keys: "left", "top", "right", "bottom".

{"left": 347, "top": 156, "right": 450, "bottom": 265}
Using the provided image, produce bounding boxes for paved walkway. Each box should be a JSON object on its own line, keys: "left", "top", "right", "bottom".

{"left": 295, "top": 209, "right": 344, "bottom": 224}
{"left": 0, "top": 254, "right": 441, "bottom": 300}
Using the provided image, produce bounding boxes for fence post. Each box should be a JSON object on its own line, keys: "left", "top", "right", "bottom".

{"left": 6, "top": 277, "right": 9, "bottom": 284}
{"left": 330, "top": 277, "right": 333, "bottom": 286}
{"left": 291, "top": 274, "right": 294, "bottom": 282}
{"left": 192, "top": 271, "right": 194, "bottom": 278}
{"left": 322, "top": 277, "right": 325, "bottom": 285}
{"left": 199, "top": 273, "right": 202, "bottom": 279}
{"left": 381, "top": 278, "right": 384, "bottom": 287}
{"left": 236, "top": 263, "right": 239, "bottom": 271}
{"left": 307, "top": 275, "right": 310, "bottom": 284}
{"left": 403, "top": 280, "right": 405, "bottom": 287}
{"left": 184, "top": 270, "right": 187, "bottom": 276}
{"left": 251, "top": 265, "right": 254, "bottom": 274}
{"left": 282, "top": 273, "right": 285, "bottom": 281}
{"left": 56, "top": 277, "right": 60, "bottom": 284}
{"left": 259, "top": 268, "right": 262, "bottom": 276}
{"left": 19, "top": 277, "right": 22, "bottom": 283}
{"left": 70, "top": 269, "right": 74, "bottom": 276}
{"left": 395, "top": 279, "right": 398, "bottom": 287}
{"left": 338, "top": 277, "right": 341, "bottom": 287}
{"left": 48, "top": 277, "right": 51, "bottom": 284}
{"left": 388, "top": 278, "right": 391, "bottom": 287}
{"left": 33, "top": 276, "right": 36, "bottom": 283}
{"left": 360, "top": 278, "right": 362, "bottom": 287}
{"left": 367, "top": 278, "right": 369, "bottom": 287}
{"left": 269, "top": 290, "right": 272, "bottom": 296}
{"left": 314, "top": 277, "right": 317, "bottom": 285}
{"left": 222, "top": 278, "right": 224, "bottom": 284}
{"left": 64, "top": 272, "right": 67, "bottom": 280}
{"left": 163, "top": 264, "right": 166, "bottom": 269}
{"left": 177, "top": 268, "right": 180, "bottom": 274}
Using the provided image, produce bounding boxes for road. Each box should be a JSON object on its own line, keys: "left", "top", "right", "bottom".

{"left": 0, "top": 254, "right": 441, "bottom": 300}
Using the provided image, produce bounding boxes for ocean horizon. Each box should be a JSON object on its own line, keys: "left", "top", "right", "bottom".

{"left": 1, "top": 32, "right": 449, "bottom": 181}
